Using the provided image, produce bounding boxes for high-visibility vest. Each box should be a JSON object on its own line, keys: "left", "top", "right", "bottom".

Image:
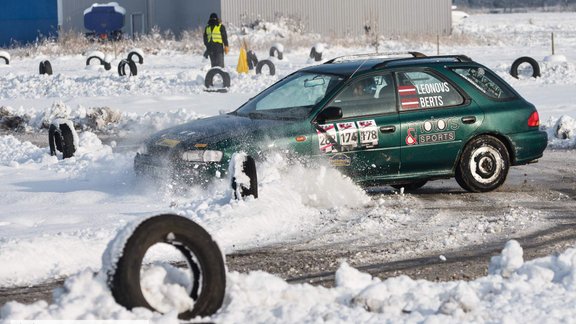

{"left": 206, "top": 24, "right": 223, "bottom": 44}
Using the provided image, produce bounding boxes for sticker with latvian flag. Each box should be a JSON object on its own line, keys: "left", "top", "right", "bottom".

{"left": 398, "top": 85, "right": 417, "bottom": 96}
{"left": 401, "top": 98, "right": 420, "bottom": 109}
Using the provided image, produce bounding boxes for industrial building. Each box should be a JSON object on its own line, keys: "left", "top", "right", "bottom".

{"left": 1, "top": 0, "right": 452, "bottom": 47}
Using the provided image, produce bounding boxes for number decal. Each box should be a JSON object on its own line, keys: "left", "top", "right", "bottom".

{"left": 357, "top": 119, "right": 379, "bottom": 148}
{"left": 317, "top": 124, "right": 337, "bottom": 153}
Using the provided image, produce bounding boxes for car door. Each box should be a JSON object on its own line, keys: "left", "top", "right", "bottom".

{"left": 396, "top": 69, "right": 484, "bottom": 175}
{"left": 312, "top": 73, "right": 401, "bottom": 182}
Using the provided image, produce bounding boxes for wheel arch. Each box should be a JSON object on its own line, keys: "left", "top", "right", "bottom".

{"left": 454, "top": 132, "right": 515, "bottom": 171}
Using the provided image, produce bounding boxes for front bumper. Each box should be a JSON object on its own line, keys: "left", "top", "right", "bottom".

{"left": 134, "top": 153, "right": 223, "bottom": 184}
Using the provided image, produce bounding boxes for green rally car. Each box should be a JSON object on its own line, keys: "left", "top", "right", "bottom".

{"left": 134, "top": 52, "right": 547, "bottom": 197}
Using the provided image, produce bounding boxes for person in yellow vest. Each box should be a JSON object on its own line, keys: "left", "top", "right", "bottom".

{"left": 203, "top": 13, "right": 229, "bottom": 68}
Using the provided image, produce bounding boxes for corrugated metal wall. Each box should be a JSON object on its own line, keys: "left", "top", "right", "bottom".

{"left": 221, "top": 0, "right": 452, "bottom": 37}
{"left": 58, "top": 0, "right": 451, "bottom": 38}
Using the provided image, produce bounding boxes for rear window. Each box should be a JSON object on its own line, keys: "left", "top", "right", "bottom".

{"left": 451, "top": 67, "right": 516, "bottom": 100}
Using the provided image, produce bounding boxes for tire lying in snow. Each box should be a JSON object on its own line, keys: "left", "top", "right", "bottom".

{"left": 230, "top": 153, "right": 258, "bottom": 199}
{"left": 105, "top": 214, "right": 226, "bottom": 319}
{"left": 118, "top": 59, "right": 138, "bottom": 76}
{"left": 309, "top": 46, "right": 323, "bottom": 62}
{"left": 39, "top": 60, "right": 53, "bottom": 75}
{"left": 48, "top": 121, "right": 76, "bottom": 159}
{"left": 86, "top": 55, "right": 111, "bottom": 71}
{"left": 455, "top": 135, "right": 510, "bottom": 192}
{"left": 205, "top": 67, "right": 231, "bottom": 89}
{"left": 127, "top": 51, "right": 144, "bottom": 64}
{"left": 0, "top": 53, "right": 9, "bottom": 65}
{"left": 255, "top": 59, "right": 276, "bottom": 76}
{"left": 510, "top": 56, "right": 540, "bottom": 79}
{"left": 269, "top": 45, "right": 283, "bottom": 60}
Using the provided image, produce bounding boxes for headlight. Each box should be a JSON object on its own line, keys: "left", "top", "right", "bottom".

{"left": 181, "top": 150, "right": 223, "bottom": 162}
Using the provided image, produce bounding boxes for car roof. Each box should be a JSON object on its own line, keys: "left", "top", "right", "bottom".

{"left": 300, "top": 52, "right": 475, "bottom": 78}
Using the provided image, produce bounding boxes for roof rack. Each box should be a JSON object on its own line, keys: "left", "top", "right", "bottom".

{"left": 324, "top": 51, "right": 427, "bottom": 64}
{"left": 373, "top": 54, "right": 473, "bottom": 69}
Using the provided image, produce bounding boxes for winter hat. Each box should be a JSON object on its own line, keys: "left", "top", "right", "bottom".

{"left": 210, "top": 13, "right": 218, "bottom": 20}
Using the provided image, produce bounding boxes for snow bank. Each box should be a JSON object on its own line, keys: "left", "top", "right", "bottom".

{"left": 3, "top": 241, "right": 576, "bottom": 323}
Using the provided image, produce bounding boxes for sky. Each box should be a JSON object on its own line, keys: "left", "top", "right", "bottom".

{"left": 0, "top": 11, "right": 576, "bottom": 323}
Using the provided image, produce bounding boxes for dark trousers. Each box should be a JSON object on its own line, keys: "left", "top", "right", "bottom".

{"left": 208, "top": 51, "right": 224, "bottom": 68}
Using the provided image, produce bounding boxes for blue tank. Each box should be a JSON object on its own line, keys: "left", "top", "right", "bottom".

{"left": 84, "top": 3, "right": 125, "bottom": 35}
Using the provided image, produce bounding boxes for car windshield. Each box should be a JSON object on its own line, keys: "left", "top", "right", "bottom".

{"left": 233, "top": 72, "right": 344, "bottom": 120}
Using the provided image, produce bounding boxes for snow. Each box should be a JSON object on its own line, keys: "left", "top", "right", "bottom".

{"left": 1, "top": 11, "right": 576, "bottom": 322}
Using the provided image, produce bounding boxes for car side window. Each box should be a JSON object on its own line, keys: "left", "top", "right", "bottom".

{"left": 396, "top": 71, "right": 464, "bottom": 111}
{"left": 329, "top": 74, "right": 397, "bottom": 119}
{"left": 451, "top": 67, "right": 516, "bottom": 99}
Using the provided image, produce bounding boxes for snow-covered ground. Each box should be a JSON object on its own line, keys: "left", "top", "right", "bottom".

{"left": 1, "top": 12, "right": 576, "bottom": 322}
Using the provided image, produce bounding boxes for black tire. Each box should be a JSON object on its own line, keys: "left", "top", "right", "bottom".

{"left": 247, "top": 50, "right": 258, "bottom": 70}
{"left": 455, "top": 136, "right": 510, "bottom": 193}
{"left": 1, "top": 55, "right": 9, "bottom": 65}
{"left": 255, "top": 59, "right": 276, "bottom": 76}
{"left": 269, "top": 46, "right": 283, "bottom": 60}
{"left": 118, "top": 59, "right": 138, "bottom": 76}
{"left": 510, "top": 56, "right": 540, "bottom": 79}
{"left": 391, "top": 181, "right": 427, "bottom": 191}
{"left": 205, "top": 68, "right": 231, "bottom": 88}
{"left": 309, "top": 46, "right": 322, "bottom": 61}
{"left": 231, "top": 154, "right": 258, "bottom": 199}
{"left": 107, "top": 214, "right": 226, "bottom": 319}
{"left": 127, "top": 51, "right": 144, "bottom": 64}
{"left": 103, "top": 61, "right": 112, "bottom": 71}
{"left": 48, "top": 123, "right": 76, "bottom": 158}
{"left": 39, "top": 60, "right": 53, "bottom": 75}
{"left": 48, "top": 124, "right": 61, "bottom": 156}
{"left": 86, "top": 56, "right": 103, "bottom": 66}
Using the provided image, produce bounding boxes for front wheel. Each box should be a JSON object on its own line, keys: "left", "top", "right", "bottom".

{"left": 230, "top": 153, "right": 258, "bottom": 199}
{"left": 455, "top": 136, "right": 510, "bottom": 192}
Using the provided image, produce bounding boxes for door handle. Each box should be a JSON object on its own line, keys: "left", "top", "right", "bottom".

{"left": 461, "top": 116, "right": 477, "bottom": 124}
{"left": 380, "top": 125, "right": 396, "bottom": 133}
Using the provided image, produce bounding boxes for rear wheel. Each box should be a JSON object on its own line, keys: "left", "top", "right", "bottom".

{"left": 456, "top": 136, "right": 509, "bottom": 192}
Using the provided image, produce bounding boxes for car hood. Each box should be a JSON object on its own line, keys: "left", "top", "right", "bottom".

{"left": 147, "top": 113, "right": 294, "bottom": 149}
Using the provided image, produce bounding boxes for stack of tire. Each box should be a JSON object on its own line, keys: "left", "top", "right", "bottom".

{"left": 255, "top": 43, "right": 283, "bottom": 76}
{"left": 39, "top": 60, "right": 53, "bottom": 75}
{"left": 118, "top": 49, "right": 144, "bottom": 77}
{"left": 48, "top": 119, "right": 78, "bottom": 159}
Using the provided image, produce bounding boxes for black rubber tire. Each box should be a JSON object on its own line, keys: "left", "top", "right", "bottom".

{"left": 118, "top": 59, "right": 138, "bottom": 76}
{"left": 86, "top": 56, "right": 103, "bottom": 66}
{"left": 39, "top": 60, "right": 53, "bottom": 75}
{"left": 269, "top": 46, "right": 283, "bottom": 60}
{"left": 48, "top": 123, "right": 75, "bottom": 158}
{"left": 255, "top": 59, "right": 276, "bottom": 76}
{"left": 0, "top": 56, "right": 8, "bottom": 65}
{"left": 107, "top": 214, "right": 226, "bottom": 319}
{"left": 48, "top": 124, "right": 61, "bottom": 156}
{"left": 510, "top": 56, "right": 540, "bottom": 79}
{"left": 231, "top": 155, "right": 258, "bottom": 199}
{"left": 205, "top": 68, "right": 231, "bottom": 88}
{"left": 391, "top": 181, "right": 427, "bottom": 191}
{"left": 127, "top": 51, "right": 144, "bottom": 64}
{"left": 309, "top": 46, "right": 322, "bottom": 62}
{"left": 455, "top": 136, "right": 510, "bottom": 193}
{"left": 247, "top": 50, "right": 258, "bottom": 70}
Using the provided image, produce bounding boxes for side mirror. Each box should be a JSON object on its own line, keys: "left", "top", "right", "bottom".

{"left": 315, "top": 106, "right": 342, "bottom": 124}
